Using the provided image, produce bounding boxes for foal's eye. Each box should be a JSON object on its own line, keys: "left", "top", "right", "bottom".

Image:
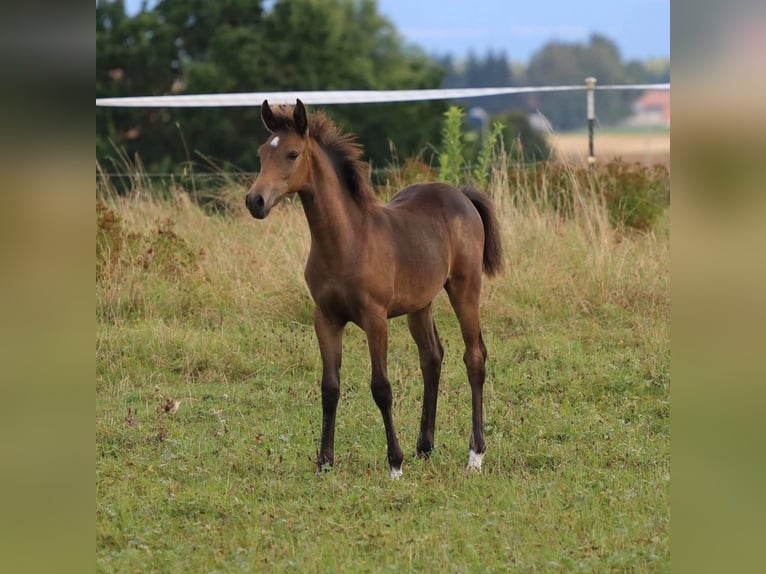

{"left": 286, "top": 150, "right": 299, "bottom": 161}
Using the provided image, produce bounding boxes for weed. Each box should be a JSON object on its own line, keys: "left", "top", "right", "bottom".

{"left": 600, "top": 159, "right": 668, "bottom": 231}
{"left": 472, "top": 121, "right": 504, "bottom": 189}
{"left": 438, "top": 106, "right": 466, "bottom": 186}
{"left": 137, "top": 217, "right": 203, "bottom": 277}
{"left": 432, "top": 107, "right": 667, "bottom": 231}
{"left": 96, "top": 202, "right": 123, "bottom": 280}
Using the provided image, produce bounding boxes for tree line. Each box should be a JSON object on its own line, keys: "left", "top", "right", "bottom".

{"left": 440, "top": 37, "right": 669, "bottom": 129}
{"left": 96, "top": 0, "right": 669, "bottom": 177}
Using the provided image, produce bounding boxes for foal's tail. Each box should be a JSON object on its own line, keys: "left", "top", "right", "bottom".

{"left": 462, "top": 187, "right": 504, "bottom": 277}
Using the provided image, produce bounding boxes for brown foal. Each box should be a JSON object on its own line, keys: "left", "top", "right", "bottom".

{"left": 246, "top": 100, "right": 503, "bottom": 477}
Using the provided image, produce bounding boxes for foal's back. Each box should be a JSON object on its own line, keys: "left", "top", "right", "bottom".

{"left": 367, "top": 182, "right": 486, "bottom": 317}
{"left": 384, "top": 182, "right": 486, "bottom": 270}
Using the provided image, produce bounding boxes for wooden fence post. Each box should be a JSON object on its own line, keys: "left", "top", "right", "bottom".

{"left": 585, "top": 76, "right": 597, "bottom": 165}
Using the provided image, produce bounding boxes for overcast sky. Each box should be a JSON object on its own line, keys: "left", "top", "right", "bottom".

{"left": 121, "top": 0, "right": 669, "bottom": 63}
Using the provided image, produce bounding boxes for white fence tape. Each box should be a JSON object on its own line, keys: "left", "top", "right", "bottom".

{"left": 96, "top": 83, "right": 669, "bottom": 108}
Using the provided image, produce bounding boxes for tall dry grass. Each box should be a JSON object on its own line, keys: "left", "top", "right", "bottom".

{"left": 486, "top": 154, "right": 668, "bottom": 323}
{"left": 97, "top": 151, "right": 668, "bottom": 353}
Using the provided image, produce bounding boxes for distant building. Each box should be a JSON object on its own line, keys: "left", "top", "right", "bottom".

{"left": 624, "top": 90, "right": 670, "bottom": 128}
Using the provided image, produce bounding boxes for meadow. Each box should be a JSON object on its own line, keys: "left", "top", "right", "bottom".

{"left": 96, "top": 156, "right": 669, "bottom": 571}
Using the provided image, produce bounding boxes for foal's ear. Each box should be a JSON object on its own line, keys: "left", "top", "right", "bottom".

{"left": 293, "top": 99, "right": 308, "bottom": 136}
{"left": 261, "top": 100, "right": 277, "bottom": 132}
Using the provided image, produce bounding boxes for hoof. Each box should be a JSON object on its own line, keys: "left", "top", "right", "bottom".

{"left": 467, "top": 449, "right": 484, "bottom": 471}
{"left": 416, "top": 439, "right": 434, "bottom": 458}
{"left": 390, "top": 466, "right": 403, "bottom": 479}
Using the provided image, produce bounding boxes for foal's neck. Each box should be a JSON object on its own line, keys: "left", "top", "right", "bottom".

{"left": 298, "top": 142, "right": 370, "bottom": 257}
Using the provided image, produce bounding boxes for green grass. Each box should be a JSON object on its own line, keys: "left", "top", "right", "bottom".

{"left": 96, "top": 177, "right": 669, "bottom": 572}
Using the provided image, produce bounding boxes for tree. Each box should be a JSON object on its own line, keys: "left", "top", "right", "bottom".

{"left": 97, "top": 0, "right": 270, "bottom": 175}
{"left": 441, "top": 50, "right": 514, "bottom": 115}
{"left": 255, "top": 0, "right": 446, "bottom": 168}
{"left": 97, "top": 0, "right": 186, "bottom": 172}
{"left": 441, "top": 38, "right": 668, "bottom": 132}
{"left": 497, "top": 112, "right": 551, "bottom": 163}
{"left": 524, "top": 34, "right": 633, "bottom": 130}
{"left": 96, "top": 0, "right": 446, "bottom": 179}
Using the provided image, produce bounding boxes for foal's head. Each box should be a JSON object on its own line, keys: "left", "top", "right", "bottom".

{"left": 246, "top": 99, "right": 310, "bottom": 219}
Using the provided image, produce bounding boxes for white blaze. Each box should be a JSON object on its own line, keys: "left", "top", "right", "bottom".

{"left": 270, "top": 136, "right": 280, "bottom": 148}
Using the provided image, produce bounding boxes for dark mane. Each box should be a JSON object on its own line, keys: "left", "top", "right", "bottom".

{"left": 266, "top": 105, "right": 378, "bottom": 210}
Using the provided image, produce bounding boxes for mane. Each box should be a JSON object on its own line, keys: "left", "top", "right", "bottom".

{"left": 267, "top": 105, "right": 378, "bottom": 211}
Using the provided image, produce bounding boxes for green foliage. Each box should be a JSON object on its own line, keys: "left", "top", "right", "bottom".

{"left": 96, "top": 0, "right": 446, "bottom": 179}
{"left": 507, "top": 160, "right": 669, "bottom": 231}
{"left": 436, "top": 106, "right": 553, "bottom": 190}
{"left": 431, "top": 111, "right": 668, "bottom": 234}
{"left": 600, "top": 160, "right": 669, "bottom": 230}
{"left": 499, "top": 112, "right": 552, "bottom": 164}
{"left": 526, "top": 35, "right": 640, "bottom": 130}
{"left": 472, "top": 121, "right": 504, "bottom": 188}
{"left": 438, "top": 106, "right": 465, "bottom": 185}
{"left": 507, "top": 162, "right": 580, "bottom": 217}
{"left": 97, "top": 0, "right": 668, "bottom": 192}
{"left": 430, "top": 102, "right": 665, "bottom": 231}
{"left": 440, "top": 50, "right": 514, "bottom": 114}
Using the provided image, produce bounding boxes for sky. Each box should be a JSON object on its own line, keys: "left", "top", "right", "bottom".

{"left": 121, "top": 0, "right": 669, "bottom": 63}
{"left": 378, "top": 0, "right": 669, "bottom": 62}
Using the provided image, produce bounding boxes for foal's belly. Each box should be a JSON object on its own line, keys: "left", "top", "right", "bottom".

{"left": 386, "top": 265, "right": 447, "bottom": 318}
{"left": 386, "top": 296, "right": 437, "bottom": 319}
{"left": 308, "top": 268, "right": 443, "bottom": 323}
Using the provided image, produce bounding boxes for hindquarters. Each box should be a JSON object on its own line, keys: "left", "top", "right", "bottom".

{"left": 447, "top": 186, "right": 502, "bottom": 470}
{"left": 385, "top": 183, "right": 503, "bottom": 285}
{"left": 460, "top": 187, "right": 504, "bottom": 277}
{"left": 385, "top": 182, "right": 502, "bottom": 470}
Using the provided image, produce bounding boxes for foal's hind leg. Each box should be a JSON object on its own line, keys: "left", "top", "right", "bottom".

{"left": 407, "top": 304, "right": 444, "bottom": 458}
{"left": 445, "top": 276, "right": 488, "bottom": 471}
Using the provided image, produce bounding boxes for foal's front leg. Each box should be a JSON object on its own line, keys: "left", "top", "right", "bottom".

{"left": 314, "top": 308, "right": 344, "bottom": 472}
{"left": 364, "top": 313, "right": 405, "bottom": 478}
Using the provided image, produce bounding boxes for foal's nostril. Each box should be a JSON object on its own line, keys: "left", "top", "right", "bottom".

{"left": 246, "top": 193, "right": 264, "bottom": 210}
{"left": 246, "top": 193, "right": 268, "bottom": 218}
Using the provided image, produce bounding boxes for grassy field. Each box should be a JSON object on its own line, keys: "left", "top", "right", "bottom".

{"left": 96, "top": 171, "right": 669, "bottom": 572}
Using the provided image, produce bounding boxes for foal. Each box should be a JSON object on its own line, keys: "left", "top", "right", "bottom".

{"left": 246, "top": 100, "right": 503, "bottom": 477}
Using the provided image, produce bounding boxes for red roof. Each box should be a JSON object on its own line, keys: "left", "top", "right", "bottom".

{"left": 636, "top": 90, "right": 670, "bottom": 107}
{"left": 634, "top": 90, "right": 670, "bottom": 122}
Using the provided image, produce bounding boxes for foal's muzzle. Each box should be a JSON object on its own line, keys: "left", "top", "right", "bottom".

{"left": 245, "top": 193, "right": 269, "bottom": 219}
